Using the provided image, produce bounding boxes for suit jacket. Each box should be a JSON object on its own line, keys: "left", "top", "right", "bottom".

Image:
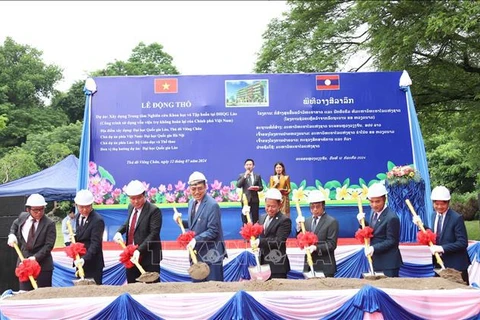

{"left": 304, "top": 213, "right": 338, "bottom": 275}
{"left": 184, "top": 194, "right": 227, "bottom": 264}
{"left": 258, "top": 211, "right": 291, "bottom": 274}
{"left": 75, "top": 210, "right": 105, "bottom": 278}
{"left": 10, "top": 212, "right": 56, "bottom": 271}
{"left": 236, "top": 172, "right": 263, "bottom": 204}
{"left": 430, "top": 208, "right": 470, "bottom": 271}
{"left": 117, "top": 201, "right": 162, "bottom": 267}
{"left": 369, "top": 207, "right": 403, "bottom": 270}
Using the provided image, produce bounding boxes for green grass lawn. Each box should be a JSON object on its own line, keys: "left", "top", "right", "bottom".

{"left": 55, "top": 222, "right": 65, "bottom": 248}
{"left": 55, "top": 219, "right": 480, "bottom": 249}
{"left": 466, "top": 220, "right": 480, "bottom": 241}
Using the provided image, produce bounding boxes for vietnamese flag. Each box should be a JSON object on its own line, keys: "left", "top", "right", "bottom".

{"left": 154, "top": 78, "right": 178, "bottom": 93}
{"left": 316, "top": 74, "right": 340, "bottom": 90}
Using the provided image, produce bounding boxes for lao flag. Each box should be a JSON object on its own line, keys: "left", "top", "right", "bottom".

{"left": 154, "top": 78, "right": 178, "bottom": 93}
{"left": 316, "top": 74, "right": 340, "bottom": 90}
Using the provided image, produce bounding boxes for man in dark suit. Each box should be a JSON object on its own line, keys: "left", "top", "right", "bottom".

{"left": 114, "top": 180, "right": 162, "bottom": 283}
{"left": 173, "top": 171, "right": 227, "bottom": 282}
{"left": 296, "top": 190, "right": 338, "bottom": 277}
{"left": 413, "top": 186, "right": 470, "bottom": 284}
{"left": 8, "top": 194, "right": 56, "bottom": 291}
{"left": 357, "top": 182, "right": 403, "bottom": 277}
{"left": 251, "top": 188, "right": 291, "bottom": 279}
{"left": 237, "top": 158, "right": 263, "bottom": 224}
{"left": 73, "top": 189, "right": 105, "bottom": 285}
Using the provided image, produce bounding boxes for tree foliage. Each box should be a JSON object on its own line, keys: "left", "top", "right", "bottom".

{"left": 0, "top": 148, "right": 39, "bottom": 183}
{"left": 93, "top": 42, "right": 179, "bottom": 76}
{"left": 0, "top": 37, "right": 66, "bottom": 154}
{"left": 256, "top": 0, "right": 480, "bottom": 190}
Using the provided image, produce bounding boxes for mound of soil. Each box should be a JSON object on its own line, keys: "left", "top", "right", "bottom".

{"left": 8, "top": 277, "right": 471, "bottom": 301}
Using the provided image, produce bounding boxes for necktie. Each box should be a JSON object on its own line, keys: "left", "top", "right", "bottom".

{"left": 26, "top": 218, "right": 36, "bottom": 251}
{"left": 250, "top": 174, "right": 254, "bottom": 185}
{"left": 127, "top": 209, "right": 138, "bottom": 245}
{"left": 371, "top": 213, "right": 379, "bottom": 227}
{"left": 191, "top": 201, "right": 198, "bottom": 221}
{"left": 264, "top": 216, "right": 272, "bottom": 232}
{"left": 312, "top": 216, "right": 319, "bottom": 230}
{"left": 80, "top": 216, "right": 86, "bottom": 227}
{"left": 436, "top": 214, "right": 443, "bottom": 242}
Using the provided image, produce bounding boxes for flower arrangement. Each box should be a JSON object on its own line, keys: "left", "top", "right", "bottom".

{"left": 386, "top": 165, "right": 422, "bottom": 185}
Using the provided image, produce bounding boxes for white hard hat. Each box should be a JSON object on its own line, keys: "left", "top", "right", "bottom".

{"left": 125, "top": 180, "right": 146, "bottom": 196}
{"left": 308, "top": 190, "right": 325, "bottom": 203}
{"left": 25, "top": 194, "right": 47, "bottom": 206}
{"left": 367, "top": 182, "right": 388, "bottom": 199}
{"left": 188, "top": 171, "right": 207, "bottom": 185}
{"left": 74, "top": 189, "right": 94, "bottom": 205}
{"left": 431, "top": 186, "right": 451, "bottom": 201}
{"left": 265, "top": 188, "right": 282, "bottom": 201}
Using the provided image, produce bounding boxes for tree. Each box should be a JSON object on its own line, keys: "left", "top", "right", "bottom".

{"left": 52, "top": 42, "right": 180, "bottom": 123}
{"left": 21, "top": 121, "right": 83, "bottom": 169}
{"left": 50, "top": 80, "right": 86, "bottom": 123}
{"left": 0, "top": 37, "right": 66, "bottom": 154}
{"left": 94, "top": 42, "right": 179, "bottom": 76}
{"left": 255, "top": 0, "right": 480, "bottom": 190}
{"left": 0, "top": 148, "right": 39, "bottom": 183}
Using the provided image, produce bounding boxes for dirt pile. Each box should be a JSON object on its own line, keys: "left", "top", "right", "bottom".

{"left": 8, "top": 277, "right": 471, "bottom": 301}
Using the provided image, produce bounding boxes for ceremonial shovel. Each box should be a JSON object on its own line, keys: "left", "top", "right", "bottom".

{"left": 243, "top": 195, "right": 271, "bottom": 281}
{"left": 406, "top": 199, "right": 463, "bottom": 283}
{"left": 116, "top": 240, "right": 159, "bottom": 283}
{"left": 66, "top": 220, "right": 96, "bottom": 285}
{"left": 358, "top": 198, "right": 385, "bottom": 280}
{"left": 12, "top": 243, "right": 38, "bottom": 289}
{"left": 173, "top": 207, "right": 210, "bottom": 281}
{"left": 295, "top": 200, "right": 324, "bottom": 279}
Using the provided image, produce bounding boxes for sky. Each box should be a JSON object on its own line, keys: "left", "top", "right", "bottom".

{"left": 0, "top": 1, "right": 288, "bottom": 92}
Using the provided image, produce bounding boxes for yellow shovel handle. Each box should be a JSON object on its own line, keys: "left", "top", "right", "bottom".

{"left": 117, "top": 239, "right": 146, "bottom": 274}
{"left": 13, "top": 243, "right": 38, "bottom": 289}
{"left": 174, "top": 206, "right": 199, "bottom": 264}
{"left": 66, "top": 220, "right": 86, "bottom": 278}
{"left": 405, "top": 199, "right": 445, "bottom": 269}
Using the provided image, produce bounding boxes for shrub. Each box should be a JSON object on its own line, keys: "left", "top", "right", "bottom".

{"left": 450, "top": 192, "right": 479, "bottom": 221}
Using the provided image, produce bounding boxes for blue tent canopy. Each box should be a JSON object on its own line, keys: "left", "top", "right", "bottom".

{"left": 0, "top": 155, "right": 78, "bottom": 201}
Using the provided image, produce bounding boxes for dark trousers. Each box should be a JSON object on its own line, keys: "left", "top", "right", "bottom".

{"left": 19, "top": 270, "right": 52, "bottom": 291}
{"left": 241, "top": 201, "right": 259, "bottom": 224}
{"left": 126, "top": 264, "right": 160, "bottom": 284}
{"left": 269, "top": 272, "right": 287, "bottom": 280}
{"left": 380, "top": 268, "right": 399, "bottom": 277}
{"left": 82, "top": 267, "right": 103, "bottom": 285}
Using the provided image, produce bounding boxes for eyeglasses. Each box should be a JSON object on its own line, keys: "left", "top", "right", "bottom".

{"left": 30, "top": 207, "right": 44, "bottom": 212}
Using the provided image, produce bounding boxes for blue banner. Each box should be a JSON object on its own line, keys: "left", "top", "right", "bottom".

{"left": 88, "top": 72, "right": 413, "bottom": 206}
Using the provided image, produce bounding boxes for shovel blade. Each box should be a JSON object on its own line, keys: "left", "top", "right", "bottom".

{"left": 73, "top": 278, "right": 96, "bottom": 286}
{"left": 248, "top": 264, "right": 271, "bottom": 281}
{"left": 303, "top": 271, "right": 325, "bottom": 279}
{"left": 362, "top": 272, "right": 386, "bottom": 280}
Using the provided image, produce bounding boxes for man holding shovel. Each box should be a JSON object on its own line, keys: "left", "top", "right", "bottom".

{"left": 412, "top": 186, "right": 470, "bottom": 284}
{"left": 296, "top": 190, "right": 338, "bottom": 277}
{"left": 173, "top": 171, "right": 227, "bottom": 281}
{"left": 114, "top": 180, "right": 162, "bottom": 283}
{"left": 251, "top": 188, "right": 291, "bottom": 279}
{"left": 73, "top": 189, "right": 105, "bottom": 285}
{"left": 356, "top": 183, "right": 402, "bottom": 277}
{"left": 7, "top": 194, "right": 56, "bottom": 290}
